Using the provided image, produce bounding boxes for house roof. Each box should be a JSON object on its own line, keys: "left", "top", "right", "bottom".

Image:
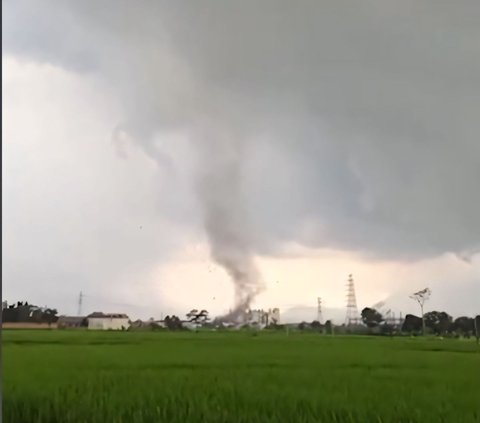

{"left": 87, "top": 312, "right": 129, "bottom": 319}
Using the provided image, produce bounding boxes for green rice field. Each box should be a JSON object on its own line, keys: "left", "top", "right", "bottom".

{"left": 3, "top": 330, "right": 480, "bottom": 422}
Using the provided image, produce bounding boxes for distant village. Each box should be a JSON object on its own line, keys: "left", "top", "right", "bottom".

{"left": 2, "top": 299, "right": 479, "bottom": 339}
{"left": 1, "top": 300, "right": 281, "bottom": 332}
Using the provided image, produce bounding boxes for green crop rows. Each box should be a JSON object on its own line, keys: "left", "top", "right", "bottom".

{"left": 3, "top": 330, "right": 480, "bottom": 422}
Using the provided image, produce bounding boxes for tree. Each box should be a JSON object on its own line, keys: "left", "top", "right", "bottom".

{"left": 452, "top": 316, "right": 474, "bottom": 338}
{"left": 186, "top": 309, "right": 199, "bottom": 320}
{"left": 324, "top": 320, "right": 333, "bottom": 335}
{"left": 298, "top": 321, "right": 307, "bottom": 331}
{"left": 475, "top": 315, "right": 480, "bottom": 344}
{"left": 361, "top": 307, "right": 384, "bottom": 328}
{"left": 186, "top": 309, "right": 210, "bottom": 326}
{"left": 43, "top": 308, "right": 59, "bottom": 327}
{"left": 380, "top": 323, "right": 395, "bottom": 337}
{"left": 402, "top": 314, "right": 423, "bottom": 334}
{"left": 164, "top": 315, "right": 183, "bottom": 331}
{"left": 310, "top": 320, "right": 322, "bottom": 331}
{"left": 197, "top": 309, "right": 210, "bottom": 324}
{"left": 409, "top": 288, "right": 431, "bottom": 336}
{"left": 423, "top": 311, "right": 452, "bottom": 336}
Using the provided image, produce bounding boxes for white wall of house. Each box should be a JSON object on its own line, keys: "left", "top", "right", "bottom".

{"left": 182, "top": 321, "right": 200, "bottom": 330}
{"left": 249, "top": 310, "right": 265, "bottom": 324}
{"left": 268, "top": 308, "right": 280, "bottom": 324}
{"left": 88, "top": 317, "right": 130, "bottom": 330}
{"left": 246, "top": 308, "right": 280, "bottom": 326}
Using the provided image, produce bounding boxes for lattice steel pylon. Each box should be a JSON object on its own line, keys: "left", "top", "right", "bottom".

{"left": 345, "top": 274, "right": 359, "bottom": 325}
{"left": 317, "top": 297, "right": 323, "bottom": 324}
{"left": 77, "top": 291, "right": 83, "bottom": 316}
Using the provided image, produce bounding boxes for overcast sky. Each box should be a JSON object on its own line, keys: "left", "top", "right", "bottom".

{"left": 3, "top": 1, "right": 479, "bottom": 321}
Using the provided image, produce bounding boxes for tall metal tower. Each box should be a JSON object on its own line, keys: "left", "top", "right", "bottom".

{"left": 317, "top": 297, "right": 323, "bottom": 324}
{"left": 77, "top": 291, "right": 83, "bottom": 316}
{"left": 345, "top": 274, "right": 359, "bottom": 325}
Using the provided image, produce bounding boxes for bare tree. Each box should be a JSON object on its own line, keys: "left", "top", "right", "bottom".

{"left": 409, "top": 288, "right": 431, "bottom": 336}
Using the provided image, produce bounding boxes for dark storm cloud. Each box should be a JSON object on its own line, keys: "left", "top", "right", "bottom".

{"left": 4, "top": 0, "right": 480, "bottom": 264}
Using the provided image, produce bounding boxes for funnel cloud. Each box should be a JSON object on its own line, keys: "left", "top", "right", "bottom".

{"left": 194, "top": 124, "right": 264, "bottom": 316}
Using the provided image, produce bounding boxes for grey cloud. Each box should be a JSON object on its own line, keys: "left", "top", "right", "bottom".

{"left": 1, "top": 54, "right": 196, "bottom": 316}
{"left": 4, "top": 0, "right": 480, "bottom": 263}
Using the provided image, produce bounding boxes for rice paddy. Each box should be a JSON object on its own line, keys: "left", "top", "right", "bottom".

{"left": 3, "top": 330, "right": 480, "bottom": 422}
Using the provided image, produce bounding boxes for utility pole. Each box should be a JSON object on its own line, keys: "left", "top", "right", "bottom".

{"left": 317, "top": 297, "right": 323, "bottom": 324}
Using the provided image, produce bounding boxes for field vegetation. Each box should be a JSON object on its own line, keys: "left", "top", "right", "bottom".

{"left": 3, "top": 330, "right": 480, "bottom": 422}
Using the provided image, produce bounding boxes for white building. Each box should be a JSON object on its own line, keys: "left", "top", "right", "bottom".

{"left": 245, "top": 308, "right": 280, "bottom": 327}
{"left": 87, "top": 312, "right": 130, "bottom": 330}
{"left": 268, "top": 308, "right": 280, "bottom": 325}
{"left": 248, "top": 309, "right": 267, "bottom": 325}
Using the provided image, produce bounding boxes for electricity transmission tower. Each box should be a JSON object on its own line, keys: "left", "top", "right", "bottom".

{"left": 345, "top": 274, "right": 359, "bottom": 325}
{"left": 317, "top": 297, "right": 323, "bottom": 324}
{"left": 77, "top": 291, "right": 83, "bottom": 316}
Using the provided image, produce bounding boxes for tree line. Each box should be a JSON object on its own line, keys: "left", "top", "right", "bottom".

{"left": 292, "top": 311, "right": 479, "bottom": 339}
{"left": 361, "top": 307, "right": 480, "bottom": 338}
{"left": 2, "top": 301, "right": 58, "bottom": 325}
